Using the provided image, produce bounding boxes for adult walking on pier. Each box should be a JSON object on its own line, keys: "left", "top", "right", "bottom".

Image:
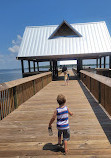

{"left": 62, "top": 65, "right": 67, "bottom": 73}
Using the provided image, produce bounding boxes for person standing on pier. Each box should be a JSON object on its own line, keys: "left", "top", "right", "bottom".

{"left": 62, "top": 65, "right": 67, "bottom": 72}
{"left": 64, "top": 71, "right": 68, "bottom": 85}
{"left": 48, "top": 94, "right": 73, "bottom": 155}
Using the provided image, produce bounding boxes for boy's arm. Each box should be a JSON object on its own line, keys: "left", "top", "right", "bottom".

{"left": 49, "top": 110, "right": 57, "bottom": 128}
{"left": 68, "top": 108, "right": 73, "bottom": 116}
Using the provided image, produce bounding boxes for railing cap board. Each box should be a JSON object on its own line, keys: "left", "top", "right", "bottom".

{"left": 72, "top": 68, "right": 77, "bottom": 70}
{"left": 95, "top": 68, "right": 111, "bottom": 72}
{"left": 0, "top": 72, "right": 52, "bottom": 91}
{"left": 80, "top": 70, "right": 111, "bottom": 88}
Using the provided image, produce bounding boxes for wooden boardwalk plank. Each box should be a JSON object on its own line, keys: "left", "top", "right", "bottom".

{"left": 0, "top": 70, "right": 111, "bottom": 157}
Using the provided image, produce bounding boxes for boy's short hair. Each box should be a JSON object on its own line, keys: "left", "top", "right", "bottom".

{"left": 57, "top": 94, "right": 66, "bottom": 105}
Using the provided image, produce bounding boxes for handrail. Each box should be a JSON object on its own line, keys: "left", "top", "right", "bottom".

{"left": 80, "top": 70, "right": 111, "bottom": 87}
{"left": 95, "top": 68, "right": 111, "bottom": 78}
{"left": 72, "top": 68, "right": 77, "bottom": 75}
{"left": 0, "top": 72, "right": 52, "bottom": 91}
{"left": 80, "top": 70, "right": 111, "bottom": 116}
{"left": 0, "top": 72, "right": 52, "bottom": 120}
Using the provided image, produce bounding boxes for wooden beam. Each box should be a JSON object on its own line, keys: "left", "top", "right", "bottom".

{"left": 17, "top": 52, "right": 111, "bottom": 61}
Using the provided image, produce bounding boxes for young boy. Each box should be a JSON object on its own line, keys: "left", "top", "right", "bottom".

{"left": 48, "top": 94, "right": 73, "bottom": 154}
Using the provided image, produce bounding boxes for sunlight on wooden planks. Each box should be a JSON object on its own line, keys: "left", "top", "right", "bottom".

{"left": 0, "top": 70, "right": 111, "bottom": 157}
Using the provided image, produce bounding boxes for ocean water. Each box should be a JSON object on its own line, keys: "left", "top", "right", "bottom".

{"left": 0, "top": 68, "right": 49, "bottom": 84}
{"left": 0, "top": 64, "right": 109, "bottom": 84}
{"left": 0, "top": 69, "right": 22, "bottom": 83}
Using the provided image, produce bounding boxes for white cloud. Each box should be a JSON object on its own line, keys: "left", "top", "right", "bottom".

{"left": 8, "top": 45, "right": 20, "bottom": 53}
{"left": 60, "top": 60, "right": 77, "bottom": 65}
{"left": 17, "top": 35, "right": 22, "bottom": 40}
{"left": 0, "top": 34, "right": 23, "bottom": 69}
{"left": 0, "top": 52, "right": 21, "bottom": 69}
{"left": 12, "top": 40, "right": 16, "bottom": 44}
{"left": 8, "top": 35, "right": 22, "bottom": 53}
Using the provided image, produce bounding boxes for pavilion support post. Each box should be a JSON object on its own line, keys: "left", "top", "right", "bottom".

{"left": 52, "top": 61, "right": 55, "bottom": 79}
{"left": 37, "top": 62, "right": 39, "bottom": 72}
{"left": 21, "top": 60, "right": 24, "bottom": 77}
{"left": 104, "top": 56, "right": 106, "bottom": 68}
{"left": 77, "top": 58, "right": 82, "bottom": 77}
{"left": 50, "top": 61, "right": 52, "bottom": 72}
{"left": 56, "top": 61, "right": 58, "bottom": 77}
{"left": 100, "top": 57, "right": 102, "bottom": 68}
{"left": 28, "top": 60, "right": 31, "bottom": 72}
{"left": 52, "top": 60, "right": 58, "bottom": 80}
{"left": 109, "top": 56, "right": 111, "bottom": 69}
{"left": 96, "top": 58, "right": 98, "bottom": 68}
{"left": 33, "top": 61, "right": 35, "bottom": 72}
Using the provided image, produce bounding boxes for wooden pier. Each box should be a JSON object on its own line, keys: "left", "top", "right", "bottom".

{"left": 0, "top": 70, "right": 111, "bottom": 157}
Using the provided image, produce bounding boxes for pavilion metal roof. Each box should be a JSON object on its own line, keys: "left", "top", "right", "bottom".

{"left": 17, "top": 21, "right": 111, "bottom": 61}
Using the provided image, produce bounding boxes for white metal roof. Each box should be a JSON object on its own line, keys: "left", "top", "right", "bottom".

{"left": 18, "top": 21, "right": 111, "bottom": 60}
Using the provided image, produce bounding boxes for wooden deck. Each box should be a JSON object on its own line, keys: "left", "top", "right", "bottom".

{"left": 0, "top": 70, "right": 111, "bottom": 157}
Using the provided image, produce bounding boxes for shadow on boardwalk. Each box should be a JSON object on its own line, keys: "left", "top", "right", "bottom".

{"left": 78, "top": 80, "right": 111, "bottom": 144}
{"left": 43, "top": 143, "right": 64, "bottom": 154}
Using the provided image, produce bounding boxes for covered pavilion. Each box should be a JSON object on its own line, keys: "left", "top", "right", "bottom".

{"left": 17, "top": 20, "right": 111, "bottom": 78}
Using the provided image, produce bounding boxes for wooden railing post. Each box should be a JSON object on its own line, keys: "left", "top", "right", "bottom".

{"left": 13, "top": 87, "right": 18, "bottom": 109}
{"left": 90, "top": 77, "right": 91, "bottom": 91}
{"left": 42, "top": 77, "right": 43, "bottom": 88}
{"left": 98, "top": 81, "right": 101, "bottom": 104}
{"left": 0, "top": 92, "right": 3, "bottom": 120}
{"left": 33, "top": 80, "right": 35, "bottom": 95}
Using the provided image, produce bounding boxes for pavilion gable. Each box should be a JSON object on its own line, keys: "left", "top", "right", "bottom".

{"left": 49, "top": 20, "right": 82, "bottom": 39}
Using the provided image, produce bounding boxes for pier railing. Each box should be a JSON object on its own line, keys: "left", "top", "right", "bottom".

{"left": 80, "top": 70, "right": 111, "bottom": 116}
{"left": 0, "top": 72, "right": 52, "bottom": 120}
{"left": 95, "top": 68, "right": 111, "bottom": 78}
{"left": 72, "top": 68, "right": 77, "bottom": 75}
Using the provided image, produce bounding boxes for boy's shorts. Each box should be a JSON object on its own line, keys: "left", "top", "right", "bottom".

{"left": 67, "top": 74, "right": 69, "bottom": 78}
{"left": 58, "top": 128, "right": 70, "bottom": 141}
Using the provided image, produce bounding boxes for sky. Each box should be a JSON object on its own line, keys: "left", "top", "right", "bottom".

{"left": 0, "top": 0, "right": 111, "bottom": 69}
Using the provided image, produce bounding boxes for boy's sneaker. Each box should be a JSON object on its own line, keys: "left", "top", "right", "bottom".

{"left": 48, "top": 127, "right": 53, "bottom": 136}
{"left": 57, "top": 140, "right": 64, "bottom": 147}
{"left": 57, "top": 143, "right": 61, "bottom": 147}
